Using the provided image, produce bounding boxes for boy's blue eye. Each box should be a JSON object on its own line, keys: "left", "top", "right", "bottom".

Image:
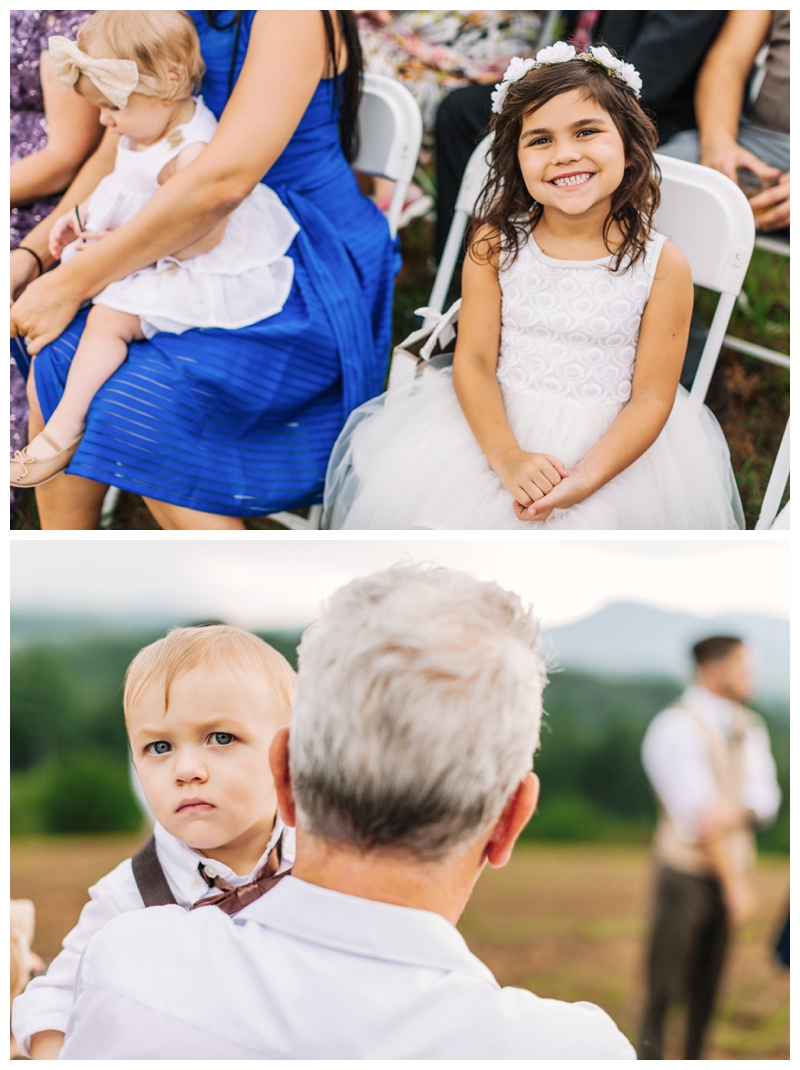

{"left": 212, "top": 732, "right": 234, "bottom": 746}
{"left": 150, "top": 741, "right": 171, "bottom": 755}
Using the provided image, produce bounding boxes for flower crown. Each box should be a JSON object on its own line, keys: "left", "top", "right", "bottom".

{"left": 491, "top": 42, "right": 642, "bottom": 115}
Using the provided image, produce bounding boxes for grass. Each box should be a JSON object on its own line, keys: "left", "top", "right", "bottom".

{"left": 11, "top": 835, "right": 789, "bottom": 1059}
{"left": 11, "top": 214, "right": 788, "bottom": 530}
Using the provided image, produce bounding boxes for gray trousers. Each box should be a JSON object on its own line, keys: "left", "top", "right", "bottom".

{"left": 639, "top": 865, "right": 730, "bottom": 1059}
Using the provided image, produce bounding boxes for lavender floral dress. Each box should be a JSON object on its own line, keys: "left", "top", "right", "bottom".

{"left": 10, "top": 10, "right": 92, "bottom": 517}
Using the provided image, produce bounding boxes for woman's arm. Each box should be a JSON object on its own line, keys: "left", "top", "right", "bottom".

{"left": 523, "top": 241, "right": 693, "bottom": 521}
{"left": 10, "top": 50, "right": 104, "bottom": 207}
{"left": 12, "top": 10, "right": 334, "bottom": 354}
{"left": 11, "top": 128, "right": 118, "bottom": 301}
{"left": 695, "top": 10, "right": 776, "bottom": 183}
{"left": 453, "top": 231, "right": 568, "bottom": 510}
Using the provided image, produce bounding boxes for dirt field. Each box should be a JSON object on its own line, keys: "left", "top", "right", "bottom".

{"left": 12, "top": 835, "right": 788, "bottom": 1059}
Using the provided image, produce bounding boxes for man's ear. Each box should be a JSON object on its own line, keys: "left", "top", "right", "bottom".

{"left": 485, "top": 772, "right": 539, "bottom": 869}
{"left": 269, "top": 727, "right": 297, "bottom": 827}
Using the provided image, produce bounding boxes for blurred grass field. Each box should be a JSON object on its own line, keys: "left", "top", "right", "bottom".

{"left": 12, "top": 214, "right": 788, "bottom": 531}
{"left": 11, "top": 835, "right": 788, "bottom": 1059}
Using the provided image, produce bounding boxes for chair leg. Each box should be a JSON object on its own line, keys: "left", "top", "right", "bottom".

{"left": 755, "top": 418, "right": 790, "bottom": 530}
{"left": 427, "top": 210, "right": 469, "bottom": 316}
{"left": 688, "top": 293, "right": 737, "bottom": 406}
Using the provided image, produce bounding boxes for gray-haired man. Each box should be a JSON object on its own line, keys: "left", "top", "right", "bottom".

{"left": 60, "top": 564, "right": 634, "bottom": 1059}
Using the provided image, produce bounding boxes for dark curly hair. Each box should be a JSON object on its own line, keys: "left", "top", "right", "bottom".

{"left": 471, "top": 55, "right": 660, "bottom": 273}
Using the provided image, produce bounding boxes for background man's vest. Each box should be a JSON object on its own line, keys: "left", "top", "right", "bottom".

{"left": 652, "top": 698, "right": 757, "bottom": 879}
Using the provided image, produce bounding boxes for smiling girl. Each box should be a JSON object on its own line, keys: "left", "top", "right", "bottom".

{"left": 325, "top": 44, "right": 744, "bottom": 529}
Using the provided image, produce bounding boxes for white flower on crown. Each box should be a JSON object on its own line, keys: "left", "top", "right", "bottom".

{"left": 504, "top": 55, "right": 536, "bottom": 83}
{"left": 589, "top": 45, "right": 622, "bottom": 73}
{"left": 490, "top": 56, "right": 535, "bottom": 114}
{"left": 535, "top": 41, "right": 576, "bottom": 65}
{"left": 619, "top": 61, "right": 643, "bottom": 96}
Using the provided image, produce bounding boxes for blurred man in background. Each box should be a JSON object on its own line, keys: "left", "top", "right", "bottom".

{"left": 639, "top": 636, "right": 781, "bottom": 1059}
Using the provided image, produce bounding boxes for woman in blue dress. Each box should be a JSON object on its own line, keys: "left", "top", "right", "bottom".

{"left": 11, "top": 11, "right": 399, "bottom": 528}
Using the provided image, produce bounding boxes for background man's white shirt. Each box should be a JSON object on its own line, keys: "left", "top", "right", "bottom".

{"left": 641, "top": 684, "right": 781, "bottom": 842}
{"left": 61, "top": 875, "right": 636, "bottom": 1059}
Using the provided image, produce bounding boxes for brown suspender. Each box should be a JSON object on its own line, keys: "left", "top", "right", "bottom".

{"left": 131, "top": 834, "right": 179, "bottom": 907}
{"left": 130, "top": 832, "right": 290, "bottom": 913}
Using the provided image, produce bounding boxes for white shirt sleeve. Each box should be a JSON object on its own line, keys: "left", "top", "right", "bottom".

{"left": 11, "top": 859, "right": 143, "bottom": 1057}
{"left": 641, "top": 708, "right": 718, "bottom": 840}
{"left": 742, "top": 716, "right": 782, "bottom": 825}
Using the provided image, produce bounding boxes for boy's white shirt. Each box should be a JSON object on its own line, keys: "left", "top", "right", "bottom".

{"left": 11, "top": 817, "right": 294, "bottom": 1057}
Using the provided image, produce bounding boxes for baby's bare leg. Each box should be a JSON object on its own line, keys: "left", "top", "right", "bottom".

{"left": 29, "top": 305, "right": 144, "bottom": 457}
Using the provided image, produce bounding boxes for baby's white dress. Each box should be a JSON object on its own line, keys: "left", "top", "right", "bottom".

{"left": 324, "top": 232, "right": 745, "bottom": 530}
{"left": 77, "top": 97, "right": 299, "bottom": 338}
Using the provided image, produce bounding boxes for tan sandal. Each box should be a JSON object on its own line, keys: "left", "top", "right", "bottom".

{"left": 10, "top": 431, "right": 83, "bottom": 488}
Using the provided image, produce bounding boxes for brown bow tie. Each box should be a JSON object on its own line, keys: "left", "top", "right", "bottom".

{"left": 190, "top": 840, "right": 289, "bottom": 917}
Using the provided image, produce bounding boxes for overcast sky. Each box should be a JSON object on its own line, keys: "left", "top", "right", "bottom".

{"left": 10, "top": 538, "right": 789, "bottom": 631}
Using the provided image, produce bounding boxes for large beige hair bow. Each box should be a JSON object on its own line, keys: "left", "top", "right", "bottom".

{"left": 48, "top": 35, "right": 156, "bottom": 109}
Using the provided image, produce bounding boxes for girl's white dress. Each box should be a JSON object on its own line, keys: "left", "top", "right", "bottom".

{"left": 324, "top": 232, "right": 745, "bottom": 530}
{"left": 78, "top": 97, "right": 299, "bottom": 338}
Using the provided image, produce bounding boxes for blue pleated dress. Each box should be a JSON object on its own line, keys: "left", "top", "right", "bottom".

{"left": 26, "top": 12, "right": 400, "bottom": 515}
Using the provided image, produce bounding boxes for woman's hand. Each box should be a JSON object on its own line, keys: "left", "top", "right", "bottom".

{"left": 10, "top": 247, "right": 41, "bottom": 303}
{"left": 494, "top": 447, "right": 568, "bottom": 511}
{"left": 10, "top": 265, "right": 85, "bottom": 355}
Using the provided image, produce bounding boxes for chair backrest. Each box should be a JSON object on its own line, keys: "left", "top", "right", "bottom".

{"left": 455, "top": 132, "right": 493, "bottom": 215}
{"left": 352, "top": 73, "right": 423, "bottom": 237}
{"left": 653, "top": 153, "right": 755, "bottom": 295}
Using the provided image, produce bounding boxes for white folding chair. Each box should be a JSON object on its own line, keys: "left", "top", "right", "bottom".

{"left": 100, "top": 76, "right": 423, "bottom": 530}
{"left": 652, "top": 153, "right": 755, "bottom": 405}
{"left": 352, "top": 72, "right": 424, "bottom": 239}
{"left": 266, "top": 74, "right": 423, "bottom": 531}
{"left": 653, "top": 155, "right": 789, "bottom": 527}
{"left": 427, "top": 133, "right": 493, "bottom": 317}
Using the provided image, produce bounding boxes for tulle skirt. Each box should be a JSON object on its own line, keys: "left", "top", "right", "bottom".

{"left": 324, "top": 370, "right": 745, "bottom": 530}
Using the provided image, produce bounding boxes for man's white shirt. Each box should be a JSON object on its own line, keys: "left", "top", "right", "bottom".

{"left": 641, "top": 684, "right": 781, "bottom": 842}
{"left": 11, "top": 818, "right": 293, "bottom": 1056}
{"left": 60, "top": 875, "right": 636, "bottom": 1059}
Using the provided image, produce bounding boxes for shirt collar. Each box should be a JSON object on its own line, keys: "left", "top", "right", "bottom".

{"left": 235, "top": 874, "right": 500, "bottom": 986}
{"left": 153, "top": 816, "right": 284, "bottom": 907}
{"left": 682, "top": 684, "right": 737, "bottom": 731}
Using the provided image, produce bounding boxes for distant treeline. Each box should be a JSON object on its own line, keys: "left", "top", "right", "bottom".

{"left": 10, "top": 631, "right": 789, "bottom": 851}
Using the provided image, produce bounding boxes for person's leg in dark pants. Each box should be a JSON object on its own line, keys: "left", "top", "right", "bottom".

{"left": 639, "top": 866, "right": 716, "bottom": 1059}
{"left": 434, "top": 83, "right": 493, "bottom": 262}
{"left": 684, "top": 878, "right": 729, "bottom": 1059}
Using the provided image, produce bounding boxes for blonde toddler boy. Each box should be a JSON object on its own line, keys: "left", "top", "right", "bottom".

{"left": 12, "top": 625, "right": 296, "bottom": 1060}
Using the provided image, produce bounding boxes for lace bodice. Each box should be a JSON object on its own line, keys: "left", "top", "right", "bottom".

{"left": 496, "top": 231, "right": 667, "bottom": 406}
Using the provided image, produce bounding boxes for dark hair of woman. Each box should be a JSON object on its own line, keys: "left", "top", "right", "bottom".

{"left": 471, "top": 56, "right": 661, "bottom": 273}
{"left": 204, "top": 11, "right": 363, "bottom": 162}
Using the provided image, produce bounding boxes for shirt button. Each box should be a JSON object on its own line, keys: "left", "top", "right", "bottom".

{"left": 204, "top": 865, "right": 218, "bottom": 879}
{"left": 190, "top": 879, "right": 202, "bottom": 889}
